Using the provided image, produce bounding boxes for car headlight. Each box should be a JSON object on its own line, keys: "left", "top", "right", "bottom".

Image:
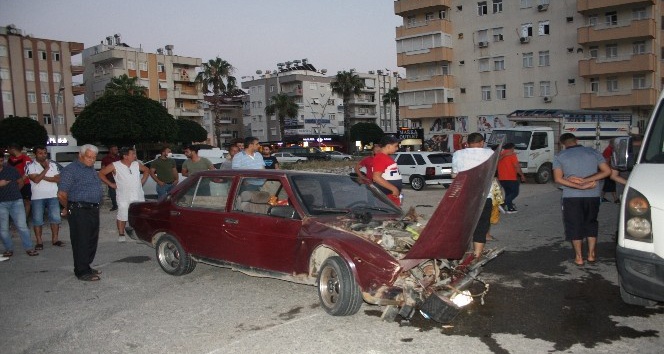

{"left": 624, "top": 188, "right": 653, "bottom": 242}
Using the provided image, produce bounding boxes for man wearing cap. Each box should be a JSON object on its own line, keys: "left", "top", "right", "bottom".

{"left": 372, "top": 136, "right": 402, "bottom": 206}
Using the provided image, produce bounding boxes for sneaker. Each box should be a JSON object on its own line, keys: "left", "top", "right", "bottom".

{"left": 118, "top": 235, "right": 127, "bottom": 243}
{"left": 601, "top": 198, "right": 610, "bottom": 203}
{"left": 506, "top": 206, "right": 518, "bottom": 214}
{"left": 498, "top": 205, "right": 506, "bottom": 214}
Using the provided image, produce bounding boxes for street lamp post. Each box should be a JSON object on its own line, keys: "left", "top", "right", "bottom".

{"left": 49, "top": 80, "right": 65, "bottom": 145}
{"left": 306, "top": 92, "right": 331, "bottom": 149}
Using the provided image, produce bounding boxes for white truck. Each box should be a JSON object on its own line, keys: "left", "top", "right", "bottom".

{"left": 488, "top": 109, "right": 632, "bottom": 183}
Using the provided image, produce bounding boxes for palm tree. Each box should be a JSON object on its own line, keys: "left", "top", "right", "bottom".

{"left": 382, "top": 87, "right": 400, "bottom": 129}
{"left": 195, "top": 57, "right": 239, "bottom": 146}
{"left": 264, "top": 93, "right": 299, "bottom": 141}
{"left": 331, "top": 70, "right": 365, "bottom": 151}
{"left": 104, "top": 74, "right": 146, "bottom": 96}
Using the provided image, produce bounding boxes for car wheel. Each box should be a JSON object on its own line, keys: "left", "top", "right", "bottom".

{"left": 296, "top": 159, "right": 303, "bottom": 164}
{"left": 317, "top": 256, "right": 363, "bottom": 316}
{"left": 536, "top": 163, "right": 552, "bottom": 184}
{"left": 620, "top": 280, "right": 657, "bottom": 306}
{"left": 155, "top": 234, "right": 196, "bottom": 276}
{"left": 343, "top": 157, "right": 351, "bottom": 161}
{"left": 410, "top": 175, "right": 425, "bottom": 191}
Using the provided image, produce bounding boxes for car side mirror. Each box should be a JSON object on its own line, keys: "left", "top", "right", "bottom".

{"left": 611, "top": 136, "right": 635, "bottom": 171}
{"left": 269, "top": 205, "right": 297, "bottom": 219}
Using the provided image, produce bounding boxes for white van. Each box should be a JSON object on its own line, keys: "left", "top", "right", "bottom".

{"left": 613, "top": 95, "right": 664, "bottom": 306}
{"left": 47, "top": 145, "right": 109, "bottom": 170}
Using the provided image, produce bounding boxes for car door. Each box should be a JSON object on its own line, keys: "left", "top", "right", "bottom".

{"left": 221, "top": 177, "right": 303, "bottom": 273}
{"left": 395, "top": 153, "right": 418, "bottom": 182}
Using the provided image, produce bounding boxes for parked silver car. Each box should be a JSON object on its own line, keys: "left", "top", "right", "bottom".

{"left": 327, "top": 151, "right": 353, "bottom": 161}
{"left": 273, "top": 152, "right": 308, "bottom": 164}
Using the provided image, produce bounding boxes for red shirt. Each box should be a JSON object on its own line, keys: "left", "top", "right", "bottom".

{"left": 101, "top": 153, "right": 120, "bottom": 182}
{"left": 358, "top": 156, "right": 374, "bottom": 181}
{"left": 497, "top": 151, "right": 519, "bottom": 181}
{"left": 7, "top": 154, "right": 32, "bottom": 184}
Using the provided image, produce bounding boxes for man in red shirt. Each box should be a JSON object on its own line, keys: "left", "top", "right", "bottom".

{"left": 600, "top": 142, "right": 618, "bottom": 203}
{"left": 7, "top": 143, "right": 33, "bottom": 217}
{"left": 101, "top": 145, "right": 120, "bottom": 211}
{"left": 354, "top": 144, "right": 381, "bottom": 184}
{"left": 372, "top": 136, "right": 402, "bottom": 206}
{"left": 497, "top": 142, "right": 525, "bottom": 213}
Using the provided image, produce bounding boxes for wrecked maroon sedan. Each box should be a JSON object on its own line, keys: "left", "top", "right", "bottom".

{"left": 128, "top": 153, "right": 501, "bottom": 323}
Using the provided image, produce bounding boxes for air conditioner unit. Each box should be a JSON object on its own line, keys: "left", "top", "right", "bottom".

{"left": 537, "top": 4, "right": 549, "bottom": 12}
{"left": 520, "top": 36, "right": 530, "bottom": 43}
{"left": 543, "top": 96, "right": 552, "bottom": 103}
{"left": 478, "top": 41, "right": 488, "bottom": 48}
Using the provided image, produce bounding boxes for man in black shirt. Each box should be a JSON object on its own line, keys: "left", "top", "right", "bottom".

{"left": 262, "top": 146, "right": 279, "bottom": 170}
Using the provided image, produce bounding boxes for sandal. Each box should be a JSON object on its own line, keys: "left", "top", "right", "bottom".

{"left": 91, "top": 268, "right": 102, "bottom": 275}
{"left": 26, "top": 250, "right": 39, "bottom": 257}
{"left": 78, "top": 273, "right": 100, "bottom": 282}
{"left": 52, "top": 241, "right": 65, "bottom": 247}
{"left": 2, "top": 251, "right": 13, "bottom": 257}
{"left": 35, "top": 244, "right": 44, "bottom": 250}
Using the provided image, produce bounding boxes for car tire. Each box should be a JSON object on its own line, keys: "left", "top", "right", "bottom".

{"left": 317, "top": 256, "right": 363, "bottom": 316}
{"left": 155, "top": 234, "right": 196, "bottom": 276}
{"left": 410, "top": 175, "right": 425, "bottom": 191}
{"left": 343, "top": 157, "right": 351, "bottom": 161}
{"left": 620, "top": 280, "right": 657, "bottom": 307}
{"left": 536, "top": 163, "right": 552, "bottom": 184}
{"left": 296, "top": 159, "right": 303, "bottom": 164}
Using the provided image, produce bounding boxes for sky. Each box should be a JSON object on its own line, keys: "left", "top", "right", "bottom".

{"left": 0, "top": 0, "right": 403, "bottom": 79}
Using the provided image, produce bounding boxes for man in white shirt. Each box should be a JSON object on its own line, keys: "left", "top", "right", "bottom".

{"left": 452, "top": 133, "right": 495, "bottom": 260}
{"left": 26, "top": 146, "right": 63, "bottom": 249}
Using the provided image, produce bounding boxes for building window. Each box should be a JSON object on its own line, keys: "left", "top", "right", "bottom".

{"left": 477, "top": 29, "right": 488, "bottom": 42}
{"left": 0, "top": 68, "right": 9, "bottom": 80}
{"left": 127, "top": 60, "right": 135, "bottom": 70}
{"left": 425, "top": 12, "right": 435, "bottom": 21}
{"left": 538, "top": 21, "right": 550, "bottom": 35}
{"left": 2, "top": 91, "right": 11, "bottom": 102}
{"left": 589, "top": 46, "right": 598, "bottom": 58}
{"left": 439, "top": 10, "right": 447, "bottom": 19}
{"left": 520, "top": 0, "right": 532, "bottom": 8}
{"left": 493, "top": 0, "right": 503, "bottom": 13}
{"left": 492, "top": 27, "right": 504, "bottom": 42}
{"left": 39, "top": 71, "right": 48, "bottom": 82}
{"left": 157, "top": 63, "right": 164, "bottom": 72}
{"left": 479, "top": 58, "right": 490, "bottom": 72}
{"left": 539, "top": 81, "right": 551, "bottom": 96}
{"left": 588, "top": 14, "right": 598, "bottom": 26}
{"left": 0, "top": 45, "right": 7, "bottom": 57}
{"left": 28, "top": 92, "right": 37, "bottom": 103}
{"left": 496, "top": 85, "right": 506, "bottom": 99}
{"left": 442, "top": 63, "right": 450, "bottom": 75}
{"left": 606, "top": 44, "right": 618, "bottom": 58}
{"left": 481, "top": 86, "right": 491, "bottom": 101}
{"left": 407, "top": 16, "right": 416, "bottom": 27}
{"left": 139, "top": 62, "right": 148, "bottom": 71}
{"left": 56, "top": 114, "right": 64, "bottom": 125}
{"left": 606, "top": 76, "right": 619, "bottom": 92}
{"left": 632, "top": 7, "right": 647, "bottom": 21}
{"left": 309, "top": 83, "right": 316, "bottom": 90}
{"left": 53, "top": 72, "right": 61, "bottom": 82}
{"left": 633, "top": 74, "right": 646, "bottom": 89}
{"left": 590, "top": 78, "right": 599, "bottom": 92}
{"left": 52, "top": 52, "right": 60, "bottom": 61}
{"left": 522, "top": 52, "right": 533, "bottom": 68}
{"left": 605, "top": 11, "right": 618, "bottom": 26}
{"left": 43, "top": 114, "right": 51, "bottom": 125}
{"left": 25, "top": 49, "right": 33, "bottom": 59}
{"left": 538, "top": 51, "right": 550, "bottom": 66}
{"left": 633, "top": 41, "right": 646, "bottom": 54}
{"left": 37, "top": 50, "right": 46, "bottom": 60}
{"left": 494, "top": 57, "right": 505, "bottom": 71}
{"left": 478, "top": 2, "right": 488, "bottom": 16}
{"left": 26, "top": 70, "right": 35, "bottom": 81}
{"left": 521, "top": 23, "right": 533, "bottom": 37}
{"left": 41, "top": 92, "right": 50, "bottom": 103}
{"left": 523, "top": 82, "right": 534, "bottom": 97}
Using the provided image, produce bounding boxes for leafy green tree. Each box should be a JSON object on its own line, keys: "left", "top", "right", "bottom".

{"left": 350, "top": 122, "right": 384, "bottom": 149}
{"left": 0, "top": 116, "right": 49, "bottom": 148}
{"left": 195, "top": 57, "right": 240, "bottom": 146}
{"left": 175, "top": 118, "right": 208, "bottom": 145}
{"left": 264, "top": 93, "right": 299, "bottom": 140}
{"left": 71, "top": 95, "right": 177, "bottom": 147}
{"left": 382, "top": 87, "right": 400, "bottom": 128}
{"left": 104, "top": 74, "right": 147, "bottom": 96}
{"left": 331, "top": 70, "right": 365, "bottom": 150}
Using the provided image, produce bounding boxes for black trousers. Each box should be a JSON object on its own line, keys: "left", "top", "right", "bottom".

{"left": 68, "top": 206, "right": 100, "bottom": 277}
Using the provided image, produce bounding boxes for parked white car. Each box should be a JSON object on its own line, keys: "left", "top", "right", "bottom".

{"left": 273, "top": 152, "right": 308, "bottom": 164}
{"left": 142, "top": 153, "right": 225, "bottom": 199}
{"left": 391, "top": 151, "right": 453, "bottom": 191}
{"left": 327, "top": 151, "right": 353, "bottom": 161}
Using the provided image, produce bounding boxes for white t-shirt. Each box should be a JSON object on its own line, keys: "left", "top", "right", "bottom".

{"left": 26, "top": 160, "right": 60, "bottom": 200}
{"left": 452, "top": 147, "right": 495, "bottom": 198}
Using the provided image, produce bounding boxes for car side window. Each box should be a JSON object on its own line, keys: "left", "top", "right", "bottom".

{"left": 176, "top": 177, "right": 230, "bottom": 210}
{"left": 396, "top": 154, "right": 416, "bottom": 165}
{"left": 413, "top": 154, "right": 426, "bottom": 165}
{"left": 530, "top": 132, "right": 548, "bottom": 150}
{"left": 233, "top": 178, "right": 289, "bottom": 215}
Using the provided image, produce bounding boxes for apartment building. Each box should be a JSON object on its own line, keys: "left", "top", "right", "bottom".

{"left": 200, "top": 95, "right": 245, "bottom": 147}
{"left": 350, "top": 71, "right": 399, "bottom": 133}
{"left": 394, "top": 0, "right": 659, "bottom": 142}
{"left": 0, "top": 24, "right": 84, "bottom": 145}
{"left": 82, "top": 37, "right": 206, "bottom": 139}
{"left": 241, "top": 63, "right": 345, "bottom": 149}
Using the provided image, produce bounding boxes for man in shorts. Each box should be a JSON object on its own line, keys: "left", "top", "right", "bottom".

{"left": 26, "top": 146, "right": 63, "bottom": 249}
{"left": 553, "top": 133, "right": 611, "bottom": 266}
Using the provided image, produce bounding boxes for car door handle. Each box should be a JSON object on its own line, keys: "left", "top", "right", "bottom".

{"left": 225, "top": 218, "right": 239, "bottom": 224}
{"left": 170, "top": 211, "right": 180, "bottom": 216}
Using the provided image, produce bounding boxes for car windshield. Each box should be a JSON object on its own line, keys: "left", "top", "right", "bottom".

{"left": 489, "top": 130, "right": 532, "bottom": 150}
{"left": 289, "top": 174, "right": 401, "bottom": 216}
{"left": 642, "top": 104, "right": 664, "bottom": 164}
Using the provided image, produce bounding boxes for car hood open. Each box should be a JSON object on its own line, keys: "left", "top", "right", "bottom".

{"left": 400, "top": 150, "right": 499, "bottom": 271}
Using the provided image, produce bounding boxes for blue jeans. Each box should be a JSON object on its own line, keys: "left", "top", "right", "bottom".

{"left": 499, "top": 180, "right": 520, "bottom": 209}
{"left": 0, "top": 199, "right": 34, "bottom": 252}
{"left": 156, "top": 183, "right": 174, "bottom": 200}
{"left": 31, "top": 197, "right": 62, "bottom": 226}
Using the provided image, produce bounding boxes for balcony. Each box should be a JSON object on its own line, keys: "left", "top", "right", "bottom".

{"left": 174, "top": 108, "right": 204, "bottom": 117}
{"left": 396, "top": 18, "right": 453, "bottom": 38}
{"left": 218, "top": 131, "right": 233, "bottom": 137}
{"left": 173, "top": 90, "right": 202, "bottom": 100}
{"left": 578, "top": 19, "right": 656, "bottom": 44}
{"left": 217, "top": 118, "right": 233, "bottom": 124}
{"left": 400, "top": 102, "right": 455, "bottom": 119}
{"left": 69, "top": 42, "right": 84, "bottom": 55}
{"left": 71, "top": 64, "right": 84, "bottom": 75}
{"left": 394, "top": 0, "right": 450, "bottom": 16}
{"left": 580, "top": 88, "right": 658, "bottom": 109}
{"left": 399, "top": 75, "right": 455, "bottom": 91}
{"left": 397, "top": 47, "right": 453, "bottom": 67}
{"left": 578, "top": 53, "right": 656, "bottom": 77}
{"left": 577, "top": 0, "right": 655, "bottom": 13}
{"left": 172, "top": 73, "right": 195, "bottom": 82}
{"left": 72, "top": 84, "right": 85, "bottom": 96}
{"left": 284, "top": 88, "right": 303, "bottom": 96}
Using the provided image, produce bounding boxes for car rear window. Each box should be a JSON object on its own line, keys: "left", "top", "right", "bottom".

{"left": 428, "top": 154, "right": 452, "bottom": 164}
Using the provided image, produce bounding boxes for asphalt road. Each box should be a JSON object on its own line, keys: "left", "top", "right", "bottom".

{"left": 1, "top": 182, "right": 662, "bottom": 354}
